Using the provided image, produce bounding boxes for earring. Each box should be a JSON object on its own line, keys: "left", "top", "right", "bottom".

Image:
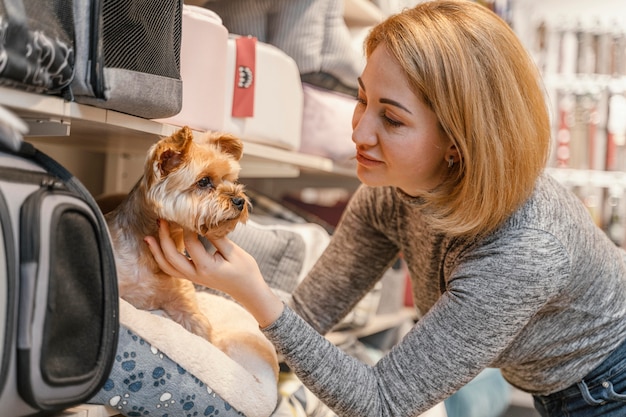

{"left": 448, "top": 156, "right": 454, "bottom": 168}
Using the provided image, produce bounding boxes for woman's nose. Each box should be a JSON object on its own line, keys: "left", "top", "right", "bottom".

{"left": 352, "top": 110, "right": 377, "bottom": 147}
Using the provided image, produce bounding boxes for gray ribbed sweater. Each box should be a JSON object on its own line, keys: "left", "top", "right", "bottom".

{"left": 262, "top": 172, "right": 626, "bottom": 416}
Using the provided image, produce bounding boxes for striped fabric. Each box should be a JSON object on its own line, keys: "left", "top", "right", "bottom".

{"left": 207, "top": 0, "right": 362, "bottom": 92}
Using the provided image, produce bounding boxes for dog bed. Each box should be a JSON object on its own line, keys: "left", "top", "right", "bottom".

{"left": 90, "top": 293, "right": 279, "bottom": 417}
{"left": 88, "top": 218, "right": 318, "bottom": 417}
{"left": 298, "top": 83, "right": 357, "bottom": 168}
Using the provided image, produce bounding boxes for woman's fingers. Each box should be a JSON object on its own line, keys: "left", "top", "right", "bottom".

{"left": 154, "top": 220, "right": 198, "bottom": 278}
{"left": 147, "top": 220, "right": 250, "bottom": 291}
{"left": 144, "top": 235, "right": 181, "bottom": 277}
{"left": 203, "top": 234, "right": 237, "bottom": 261}
{"left": 182, "top": 228, "right": 218, "bottom": 263}
{"left": 147, "top": 222, "right": 282, "bottom": 326}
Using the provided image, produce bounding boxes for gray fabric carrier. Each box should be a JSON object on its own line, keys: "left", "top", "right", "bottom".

{"left": 0, "top": 123, "right": 118, "bottom": 415}
{"left": 0, "top": 0, "right": 183, "bottom": 119}
{"left": 70, "top": 0, "right": 183, "bottom": 119}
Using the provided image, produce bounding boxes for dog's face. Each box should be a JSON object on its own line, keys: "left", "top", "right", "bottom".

{"left": 145, "top": 126, "right": 250, "bottom": 238}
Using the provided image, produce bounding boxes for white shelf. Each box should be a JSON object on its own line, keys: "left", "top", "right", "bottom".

{"left": 0, "top": 87, "right": 355, "bottom": 180}
{"left": 545, "top": 167, "right": 626, "bottom": 191}
{"left": 53, "top": 404, "right": 119, "bottom": 417}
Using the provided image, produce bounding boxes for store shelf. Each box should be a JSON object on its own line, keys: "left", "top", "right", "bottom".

{"left": 545, "top": 167, "right": 626, "bottom": 191}
{"left": 0, "top": 87, "right": 355, "bottom": 179}
{"left": 542, "top": 74, "right": 626, "bottom": 93}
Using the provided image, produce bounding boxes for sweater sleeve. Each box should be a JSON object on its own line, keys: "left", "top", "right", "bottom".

{"left": 264, "top": 228, "right": 571, "bottom": 416}
{"left": 291, "top": 186, "right": 402, "bottom": 334}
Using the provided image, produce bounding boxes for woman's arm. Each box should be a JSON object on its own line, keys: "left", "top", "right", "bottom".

{"left": 146, "top": 220, "right": 569, "bottom": 416}
{"left": 290, "top": 185, "right": 402, "bottom": 334}
{"left": 262, "top": 229, "right": 571, "bottom": 416}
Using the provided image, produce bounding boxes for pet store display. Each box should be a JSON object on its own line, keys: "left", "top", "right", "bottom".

{"left": 7, "top": 1, "right": 615, "bottom": 417}
{"left": 153, "top": 6, "right": 230, "bottom": 134}
{"left": 0, "top": 0, "right": 184, "bottom": 119}
{"left": 523, "top": 0, "right": 626, "bottom": 246}
{"left": 199, "top": 0, "right": 364, "bottom": 96}
{"left": 158, "top": 5, "right": 304, "bottom": 151}
{"left": 0, "top": 106, "right": 118, "bottom": 416}
{"left": 70, "top": 0, "right": 184, "bottom": 119}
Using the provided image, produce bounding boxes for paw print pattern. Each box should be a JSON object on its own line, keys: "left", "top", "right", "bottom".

{"left": 101, "top": 378, "right": 115, "bottom": 392}
{"left": 117, "top": 350, "right": 137, "bottom": 373}
{"left": 156, "top": 391, "right": 176, "bottom": 410}
{"left": 203, "top": 405, "right": 223, "bottom": 416}
{"left": 106, "top": 393, "right": 128, "bottom": 410}
{"left": 92, "top": 328, "right": 247, "bottom": 417}
{"left": 152, "top": 366, "right": 172, "bottom": 387}
{"left": 127, "top": 405, "right": 149, "bottom": 416}
{"left": 181, "top": 394, "right": 198, "bottom": 417}
{"left": 123, "top": 371, "right": 145, "bottom": 393}
{"left": 150, "top": 344, "right": 165, "bottom": 359}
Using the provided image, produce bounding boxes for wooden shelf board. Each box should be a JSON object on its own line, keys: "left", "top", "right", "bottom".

{"left": 0, "top": 87, "right": 356, "bottom": 179}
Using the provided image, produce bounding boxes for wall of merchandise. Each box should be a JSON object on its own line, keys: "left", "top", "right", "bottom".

{"left": 510, "top": 0, "right": 626, "bottom": 245}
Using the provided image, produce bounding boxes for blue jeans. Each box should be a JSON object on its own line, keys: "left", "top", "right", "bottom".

{"left": 533, "top": 339, "right": 626, "bottom": 417}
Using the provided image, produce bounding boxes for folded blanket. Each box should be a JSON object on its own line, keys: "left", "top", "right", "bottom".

{"left": 91, "top": 292, "right": 279, "bottom": 417}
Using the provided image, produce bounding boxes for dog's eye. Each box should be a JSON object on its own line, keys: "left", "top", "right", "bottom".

{"left": 197, "top": 177, "right": 214, "bottom": 189}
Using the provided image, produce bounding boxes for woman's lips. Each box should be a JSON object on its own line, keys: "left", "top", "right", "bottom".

{"left": 356, "top": 152, "right": 383, "bottom": 167}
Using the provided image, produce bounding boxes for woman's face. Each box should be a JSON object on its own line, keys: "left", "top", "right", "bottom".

{"left": 352, "top": 44, "right": 454, "bottom": 197}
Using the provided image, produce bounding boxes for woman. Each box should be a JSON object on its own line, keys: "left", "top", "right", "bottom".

{"left": 145, "top": 1, "right": 626, "bottom": 416}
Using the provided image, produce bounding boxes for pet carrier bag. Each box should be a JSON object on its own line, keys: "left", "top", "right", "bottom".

{"left": 0, "top": 0, "right": 182, "bottom": 118}
{"left": 70, "top": 0, "right": 184, "bottom": 119}
{"left": 0, "top": 0, "right": 75, "bottom": 95}
{"left": 0, "top": 107, "right": 118, "bottom": 416}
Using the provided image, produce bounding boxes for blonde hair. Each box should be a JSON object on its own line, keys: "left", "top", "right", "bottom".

{"left": 365, "top": 0, "right": 551, "bottom": 238}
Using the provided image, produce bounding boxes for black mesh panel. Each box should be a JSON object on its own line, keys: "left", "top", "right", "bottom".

{"left": 101, "top": 0, "right": 181, "bottom": 78}
{"left": 41, "top": 207, "right": 104, "bottom": 383}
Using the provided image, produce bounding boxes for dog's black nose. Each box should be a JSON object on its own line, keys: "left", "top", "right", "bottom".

{"left": 232, "top": 197, "right": 246, "bottom": 211}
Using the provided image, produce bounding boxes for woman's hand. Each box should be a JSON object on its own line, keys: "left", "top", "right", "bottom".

{"left": 144, "top": 220, "right": 284, "bottom": 327}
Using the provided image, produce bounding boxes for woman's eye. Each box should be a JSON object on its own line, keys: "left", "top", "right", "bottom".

{"left": 383, "top": 114, "right": 403, "bottom": 127}
{"left": 197, "top": 177, "right": 213, "bottom": 188}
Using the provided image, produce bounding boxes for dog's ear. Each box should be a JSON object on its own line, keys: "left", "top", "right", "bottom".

{"left": 213, "top": 133, "right": 244, "bottom": 161}
{"left": 158, "top": 127, "right": 194, "bottom": 176}
{"left": 169, "top": 126, "right": 194, "bottom": 153}
{"left": 158, "top": 148, "right": 184, "bottom": 176}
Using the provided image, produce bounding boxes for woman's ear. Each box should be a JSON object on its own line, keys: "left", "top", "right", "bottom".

{"left": 445, "top": 144, "right": 460, "bottom": 165}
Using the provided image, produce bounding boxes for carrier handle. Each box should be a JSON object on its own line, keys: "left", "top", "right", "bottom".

{"left": 0, "top": 105, "right": 27, "bottom": 152}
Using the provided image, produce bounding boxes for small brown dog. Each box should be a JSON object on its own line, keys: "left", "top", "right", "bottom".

{"left": 106, "top": 126, "right": 250, "bottom": 342}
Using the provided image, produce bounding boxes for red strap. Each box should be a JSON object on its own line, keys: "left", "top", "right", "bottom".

{"left": 232, "top": 36, "right": 256, "bottom": 118}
